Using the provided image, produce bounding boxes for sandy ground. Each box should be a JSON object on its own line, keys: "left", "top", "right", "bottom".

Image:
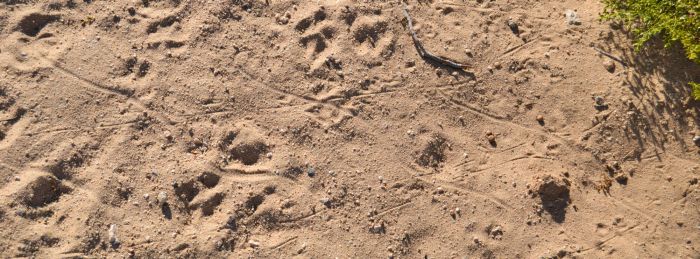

{"left": 1, "top": 0, "right": 699, "bottom": 258}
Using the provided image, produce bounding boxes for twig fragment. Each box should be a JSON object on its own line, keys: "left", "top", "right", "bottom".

{"left": 401, "top": 2, "right": 471, "bottom": 70}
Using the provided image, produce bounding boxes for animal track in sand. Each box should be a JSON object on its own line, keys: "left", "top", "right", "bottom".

{"left": 219, "top": 125, "right": 270, "bottom": 166}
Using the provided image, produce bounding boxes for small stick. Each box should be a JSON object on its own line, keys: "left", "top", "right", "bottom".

{"left": 401, "top": 2, "right": 470, "bottom": 70}
{"left": 593, "top": 47, "right": 628, "bottom": 67}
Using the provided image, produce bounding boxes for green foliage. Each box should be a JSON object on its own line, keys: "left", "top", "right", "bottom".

{"left": 692, "top": 82, "right": 700, "bottom": 100}
{"left": 602, "top": 0, "right": 700, "bottom": 100}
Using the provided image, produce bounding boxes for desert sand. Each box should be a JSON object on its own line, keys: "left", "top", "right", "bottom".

{"left": 0, "top": 0, "right": 699, "bottom": 258}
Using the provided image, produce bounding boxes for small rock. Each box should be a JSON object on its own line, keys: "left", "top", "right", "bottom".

{"left": 487, "top": 224, "right": 504, "bottom": 240}
{"left": 369, "top": 221, "right": 386, "bottom": 234}
{"left": 248, "top": 240, "right": 260, "bottom": 248}
{"left": 536, "top": 115, "right": 544, "bottom": 124}
{"left": 565, "top": 9, "right": 580, "bottom": 25}
{"left": 276, "top": 14, "right": 289, "bottom": 25}
{"left": 157, "top": 191, "right": 168, "bottom": 205}
{"left": 506, "top": 19, "right": 519, "bottom": 34}
{"left": 594, "top": 96, "right": 605, "bottom": 105}
{"left": 320, "top": 197, "right": 332, "bottom": 207}
{"left": 472, "top": 236, "right": 481, "bottom": 244}
{"left": 173, "top": 243, "right": 189, "bottom": 251}
{"left": 615, "top": 174, "right": 628, "bottom": 184}
{"left": 307, "top": 167, "right": 316, "bottom": 177}
{"left": 486, "top": 131, "right": 496, "bottom": 144}
{"left": 108, "top": 224, "right": 120, "bottom": 248}
{"left": 594, "top": 96, "right": 608, "bottom": 111}
{"left": 465, "top": 49, "right": 473, "bottom": 57}
{"left": 297, "top": 243, "right": 307, "bottom": 254}
{"left": 603, "top": 60, "right": 615, "bottom": 73}
{"left": 693, "top": 136, "right": 700, "bottom": 147}
{"left": 224, "top": 215, "right": 237, "bottom": 230}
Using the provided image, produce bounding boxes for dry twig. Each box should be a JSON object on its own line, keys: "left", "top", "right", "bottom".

{"left": 401, "top": 2, "right": 471, "bottom": 70}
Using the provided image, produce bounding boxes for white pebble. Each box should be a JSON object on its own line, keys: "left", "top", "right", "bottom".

{"left": 108, "top": 224, "right": 119, "bottom": 247}
{"left": 157, "top": 191, "right": 168, "bottom": 205}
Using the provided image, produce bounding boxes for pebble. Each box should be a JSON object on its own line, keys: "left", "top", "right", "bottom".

{"left": 693, "top": 136, "right": 700, "bottom": 147}
{"left": 157, "top": 191, "right": 168, "bottom": 205}
{"left": 248, "top": 240, "right": 260, "bottom": 248}
{"left": 465, "top": 49, "right": 473, "bottom": 57}
{"left": 486, "top": 131, "right": 496, "bottom": 143}
{"left": 307, "top": 167, "right": 316, "bottom": 177}
{"left": 297, "top": 243, "right": 307, "bottom": 254}
{"left": 536, "top": 115, "right": 544, "bottom": 123}
{"left": 173, "top": 242, "right": 189, "bottom": 251}
{"left": 108, "top": 224, "right": 120, "bottom": 248}
{"left": 488, "top": 225, "right": 503, "bottom": 239}
{"left": 594, "top": 96, "right": 608, "bottom": 110}
{"left": 407, "top": 130, "right": 416, "bottom": 137}
{"left": 565, "top": 9, "right": 580, "bottom": 25}
{"left": 369, "top": 221, "right": 386, "bottom": 234}
{"left": 277, "top": 14, "right": 290, "bottom": 25}
{"left": 320, "top": 197, "right": 332, "bottom": 207}
{"left": 224, "top": 215, "right": 237, "bottom": 230}
{"left": 594, "top": 96, "right": 605, "bottom": 105}
{"left": 506, "top": 19, "right": 519, "bottom": 34}
{"left": 603, "top": 60, "right": 615, "bottom": 73}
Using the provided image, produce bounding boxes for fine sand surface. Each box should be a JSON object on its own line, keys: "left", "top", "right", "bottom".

{"left": 1, "top": 0, "right": 699, "bottom": 258}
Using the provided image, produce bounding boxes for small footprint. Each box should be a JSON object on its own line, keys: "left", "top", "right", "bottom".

{"left": 14, "top": 12, "right": 60, "bottom": 37}
{"left": 0, "top": 107, "right": 29, "bottom": 151}
{"left": 351, "top": 16, "right": 395, "bottom": 59}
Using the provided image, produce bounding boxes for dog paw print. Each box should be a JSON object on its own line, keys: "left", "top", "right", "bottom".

{"left": 296, "top": 8, "right": 340, "bottom": 72}
{"left": 350, "top": 16, "right": 395, "bottom": 59}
